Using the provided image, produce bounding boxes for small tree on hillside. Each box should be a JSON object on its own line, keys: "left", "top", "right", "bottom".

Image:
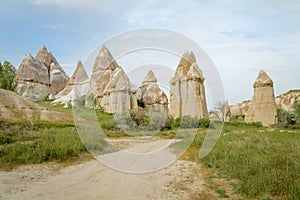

{"left": 213, "top": 101, "right": 231, "bottom": 122}
{"left": 0, "top": 61, "right": 16, "bottom": 91}
{"left": 294, "top": 102, "right": 300, "bottom": 124}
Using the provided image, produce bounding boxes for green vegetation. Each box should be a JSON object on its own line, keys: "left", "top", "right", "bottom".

{"left": 0, "top": 119, "right": 87, "bottom": 170}
{"left": 0, "top": 61, "right": 16, "bottom": 91}
{"left": 183, "top": 122, "right": 300, "bottom": 199}
{"left": 2, "top": 99, "right": 300, "bottom": 199}
{"left": 276, "top": 102, "right": 300, "bottom": 128}
{"left": 137, "top": 98, "right": 146, "bottom": 108}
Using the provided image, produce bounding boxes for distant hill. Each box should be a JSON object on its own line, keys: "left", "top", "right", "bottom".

{"left": 0, "top": 89, "right": 74, "bottom": 122}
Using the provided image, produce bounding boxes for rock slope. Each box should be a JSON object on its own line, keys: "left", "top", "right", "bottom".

{"left": 0, "top": 89, "right": 73, "bottom": 122}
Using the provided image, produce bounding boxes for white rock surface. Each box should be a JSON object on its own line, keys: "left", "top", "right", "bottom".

{"left": 169, "top": 50, "right": 208, "bottom": 118}
{"left": 90, "top": 46, "right": 138, "bottom": 113}
{"left": 16, "top": 54, "right": 50, "bottom": 101}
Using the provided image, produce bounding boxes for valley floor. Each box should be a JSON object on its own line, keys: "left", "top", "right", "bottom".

{"left": 0, "top": 138, "right": 214, "bottom": 200}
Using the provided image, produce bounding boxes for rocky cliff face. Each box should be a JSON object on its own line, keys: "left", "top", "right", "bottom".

{"left": 35, "top": 45, "right": 69, "bottom": 95}
{"left": 245, "top": 70, "right": 277, "bottom": 126}
{"left": 139, "top": 70, "right": 168, "bottom": 114}
{"left": 16, "top": 54, "right": 50, "bottom": 101}
{"left": 275, "top": 90, "right": 300, "bottom": 112}
{"left": 230, "top": 100, "right": 250, "bottom": 117}
{"left": 89, "top": 46, "right": 138, "bottom": 113}
{"left": 169, "top": 51, "right": 208, "bottom": 118}
{"left": 16, "top": 45, "right": 68, "bottom": 101}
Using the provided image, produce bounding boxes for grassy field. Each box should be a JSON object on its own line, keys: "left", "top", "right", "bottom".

{"left": 0, "top": 119, "right": 87, "bottom": 170}
{"left": 1, "top": 101, "right": 300, "bottom": 199}
{"left": 182, "top": 122, "right": 300, "bottom": 200}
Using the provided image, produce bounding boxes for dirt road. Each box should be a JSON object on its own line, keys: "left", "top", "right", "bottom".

{"left": 0, "top": 138, "right": 208, "bottom": 200}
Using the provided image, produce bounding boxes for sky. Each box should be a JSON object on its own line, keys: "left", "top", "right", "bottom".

{"left": 0, "top": 0, "right": 299, "bottom": 105}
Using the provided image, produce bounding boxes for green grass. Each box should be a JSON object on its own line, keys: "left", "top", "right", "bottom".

{"left": 0, "top": 119, "right": 87, "bottom": 169}
{"left": 182, "top": 123, "right": 300, "bottom": 199}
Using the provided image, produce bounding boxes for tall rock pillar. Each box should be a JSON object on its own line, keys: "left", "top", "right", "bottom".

{"left": 245, "top": 70, "right": 277, "bottom": 126}
{"left": 169, "top": 50, "right": 208, "bottom": 119}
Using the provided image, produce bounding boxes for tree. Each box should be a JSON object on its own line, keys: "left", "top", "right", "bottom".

{"left": 0, "top": 61, "right": 16, "bottom": 91}
{"left": 276, "top": 108, "right": 288, "bottom": 124}
{"left": 293, "top": 102, "right": 300, "bottom": 124}
{"left": 212, "top": 101, "right": 231, "bottom": 122}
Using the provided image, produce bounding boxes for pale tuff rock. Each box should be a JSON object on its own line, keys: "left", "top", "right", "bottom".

{"left": 90, "top": 46, "right": 138, "bottom": 113}
{"left": 89, "top": 46, "right": 120, "bottom": 96}
{"left": 59, "top": 61, "right": 89, "bottom": 96}
{"left": 230, "top": 100, "right": 250, "bottom": 117}
{"left": 275, "top": 90, "right": 300, "bottom": 112}
{"left": 35, "top": 45, "right": 69, "bottom": 95}
{"left": 169, "top": 50, "right": 208, "bottom": 118}
{"left": 231, "top": 90, "right": 300, "bottom": 117}
{"left": 53, "top": 61, "right": 90, "bottom": 107}
{"left": 224, "top": 100, "right": 231, "bottom": 122}
{"left": 140, "top": 70, "right": 168, "bottom": 114}
{"left": 0, "top": 89, "right": 73, "bottom": 122}
{"left": 16, "top": 45, "right": 69, "bottom": 101}
{"left": 245, "top": 70, "right": 277, "bottom": 126}
{"left": 16, "top": 54, "right": 50, "bottom": 101}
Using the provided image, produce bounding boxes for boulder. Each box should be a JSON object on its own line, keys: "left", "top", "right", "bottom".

{"left": 16, "top": 54, "right": 50, "bottom": 101}
{"left": 245, "top": 70, "right": 277, "bottom": 126}
{"left": 169, "top": 50, "right": 208, "bottom": 118}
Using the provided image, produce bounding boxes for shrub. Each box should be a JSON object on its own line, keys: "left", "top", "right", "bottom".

{"left": 173, "top": 116, "right": 210, "bottom": 129}
{"left": 137, "top": 98, "right": 146, "bottom": 108}
{"left": 162, "top": 117, "right": 174, "bottom": 130}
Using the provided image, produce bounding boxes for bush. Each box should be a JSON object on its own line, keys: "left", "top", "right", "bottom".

{"left": 162, "top": 117, "right": 174, "bottom": 130}
{"left": 199, "top": 118, "right": 210, "bottom": 128}
{"left": 173, "top": 116, "right": 210, "bottom": 129}
{"left": 277, "top": 108, "right": 288, "bottom": 124}
{"left": 137, "top": 98, "right": 146, "bottom": 108}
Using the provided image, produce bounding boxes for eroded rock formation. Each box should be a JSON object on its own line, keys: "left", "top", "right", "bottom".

{"left": 139, "top": 70, "right": 168, "bottom": 114}
{"left": 230, "top": 100, "right": 250, "bottom": 117}
{"left": 245, "top": 70, "right": 277, "bottom": 126}
{"left": 53, "top": 61, "right": 90, "bottom": 107}
{"left": 169, "top": 50, "right": 208, "bottom": 118}
{"left": 16, "top": 54, "right": 50, "bottom": 101}
{"left": 16, "top": 45, "right": 68, "bottom": 101}
{"left": 89, "top": 46, "right": 138, "bottom": 113}
{"left": 35, "top": 45, "right": 69, "bottom": 95}
{"left": 275, "top": 90, "right": 300, "bottom": 112}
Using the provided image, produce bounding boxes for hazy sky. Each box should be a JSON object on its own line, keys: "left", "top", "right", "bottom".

{"left": 0, "top": 0, "right": 299, "bottom": 104}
